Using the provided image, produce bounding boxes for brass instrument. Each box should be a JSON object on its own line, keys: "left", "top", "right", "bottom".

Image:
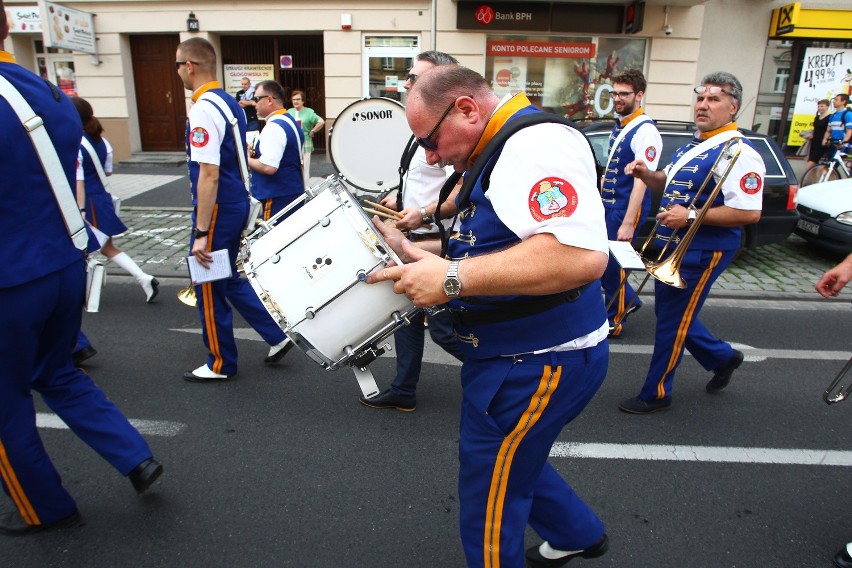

{"left": 177, "top": 283, "right": 197, "bottom": 307}
{"left": 823, "top": 357, "right": 852, "bottom": 404}
{"left": 608, "top": 137, "right": 744, "bottom": 329}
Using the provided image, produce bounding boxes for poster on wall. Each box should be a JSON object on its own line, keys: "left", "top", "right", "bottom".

{"left": 788, "top": 47, "right": 852, "bottom": 147}
{"left": 485, "top": 36, "right": 647, "bottom": 120}
{"left": 4, "top": 6, "right": 42, "bottom": 33}
{"left": 223, "top": 64, "right": 276, "bottom": 96}
{"left": 39, "top": 1, "right": 96, "bottom": 54}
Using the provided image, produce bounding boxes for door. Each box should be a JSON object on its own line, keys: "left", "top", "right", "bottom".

{"left": 131, "top": 35, "right": 186, "bottom": 151}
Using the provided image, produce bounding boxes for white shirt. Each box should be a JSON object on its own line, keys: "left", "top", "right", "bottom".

{"left": 403, "top": 145, "right": 454, "bottom": 235}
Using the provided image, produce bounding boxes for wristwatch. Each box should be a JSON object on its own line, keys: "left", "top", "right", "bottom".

{"left": 420, "top": 206, "right": 431, "bottom": 224}
{"left": 686, "top": 209, "right": 697, "bottom": 226}
{"left": 192, "top": 227, "right": 210, "bottom": 239}
{"left": 443, "top": 260, "right": 462, "bottom": 298}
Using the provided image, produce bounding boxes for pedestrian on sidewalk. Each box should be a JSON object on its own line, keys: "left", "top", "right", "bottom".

{"left": 72, "top": 96, "right": 159, "bottom": 303}
{"left": 287, "top": 90, "right": 324, "bottom": 186}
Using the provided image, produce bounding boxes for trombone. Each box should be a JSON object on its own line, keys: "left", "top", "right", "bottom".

{"left": 608, "top": 137, "right": 745, "bottom": 330}
{"left": 823, "top": 357, "right": 852, "bottom": 404}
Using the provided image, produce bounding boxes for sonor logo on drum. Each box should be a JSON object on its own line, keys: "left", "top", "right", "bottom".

{"left": 350, "top": 109, "right": 395, "bottom": 122}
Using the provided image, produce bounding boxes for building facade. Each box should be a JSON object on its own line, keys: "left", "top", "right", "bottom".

{"left": 3, "top": 0, "right": 850, "bottom": 162}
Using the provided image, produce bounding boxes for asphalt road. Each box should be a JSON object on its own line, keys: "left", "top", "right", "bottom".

{"left": 3, "top": 280, "right": 851, "bottom": 567}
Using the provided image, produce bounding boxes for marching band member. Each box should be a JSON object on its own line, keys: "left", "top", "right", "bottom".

{"left": 72, "top": 96, "right": 159, "bottom": 303}
{"left": 368, "top": 65, "right": 610, "bottom": 568}
{"left": 600, "top": 69, "right": 662, "bottom": 337}
{"left": 175, "top": 37, "right": 291, "bottom": 382}
{"left": 247, "top": 80, "right": 305, "bottom": 221}
{"left": 0, "top": 3, "right": 161, "bottom": 535}
{"left": 618, "top": 71, "right": 765, "bottom": 414}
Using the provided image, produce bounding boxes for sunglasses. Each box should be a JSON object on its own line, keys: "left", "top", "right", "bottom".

{"left": 611, "top": 90, "right": 635, "bottom": 99}
{"left": 252, "top": 94, "right": 273, "bottom": 103}
{"left": 174, "top": 60, "right": 198, "bottom": 70}
{"left": 406, "top": 73, "right": 418, "bottom": 84}
{"left": 693, "top": 85, "right": 735, "bottom": 97}
{"left": 415, "top": 100, "right": 456, "bottom": 151}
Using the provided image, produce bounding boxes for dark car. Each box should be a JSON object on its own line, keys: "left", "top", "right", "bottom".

{"left": 580, "top": 120, "right": 800, "bottom": 249}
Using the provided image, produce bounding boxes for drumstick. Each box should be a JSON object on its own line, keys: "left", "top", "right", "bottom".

{"left": 363, "top": 200, "right": 404, "bottom": 219}
{"left": 363, "top": 207, "right": 400, "bottom": 222}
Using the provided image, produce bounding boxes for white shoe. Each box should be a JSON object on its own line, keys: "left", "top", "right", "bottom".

{"left": 183, "top": 364, "right": 231, "bottom": 382}
{"left": 265, "top": 338, "right": 294, "bottom": 363}
{"left": 140, "top": 275, "right": 159, "bottom": 303}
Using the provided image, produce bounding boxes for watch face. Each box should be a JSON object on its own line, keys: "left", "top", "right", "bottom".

{"left": 443, "top": 278, "right": 461, "bottom": 297}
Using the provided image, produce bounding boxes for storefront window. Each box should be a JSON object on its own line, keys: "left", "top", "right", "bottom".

{"left": 34, "top": 39, "right": 77, "bottom": 96}
{"left": 484, "top": 34, "right": 648, "bottom": 119}
{"left": 362, "top": 35, "right": 419, "bottom": 101}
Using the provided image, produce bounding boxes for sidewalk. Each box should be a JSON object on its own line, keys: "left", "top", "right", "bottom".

{"left": 100, "top": 156, "right": 849, "bottom": 302}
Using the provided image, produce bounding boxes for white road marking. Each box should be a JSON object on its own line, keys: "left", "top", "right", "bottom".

{"left": 37, "top": 413, "right": 186, "bottom": 437}
{"left": 550, "top": 442, "right": 852, "bottom": 466}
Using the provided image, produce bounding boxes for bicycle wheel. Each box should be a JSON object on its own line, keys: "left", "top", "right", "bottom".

{"left": 800, "top": 165, "right": 828, "bottom": 187}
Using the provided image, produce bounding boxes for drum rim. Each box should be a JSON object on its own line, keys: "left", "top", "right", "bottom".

{"left": 328, "top": 97, "right": 408, "bottom": 194}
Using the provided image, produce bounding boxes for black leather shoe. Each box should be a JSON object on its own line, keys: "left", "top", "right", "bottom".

{"left": 359, "top": 389, "right": 416, "bottom": 412}
{"left": 264, "top": 339, "right": 294, "bottom": 363}
{"left": 129, "top": 458, "right": 163, "bottom": 495}
{"left": 0, "top": 509, "right": 83, "bottom": 536}
{"left": 525, "top": 533, "right": 609, "bottom": 567}
{"left": 706, "top": 349, "right": 744, "bottom": 393}
{"left": 618, "top": 395, "right": 671, "bottom": 414}
{"left": 146, "top": 277, "right": 160, "bottom": 304}
{"left": 72, "top": 345, "right": 97, "bottom": 367}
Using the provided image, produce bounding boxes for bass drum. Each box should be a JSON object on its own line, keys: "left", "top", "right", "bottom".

{"left": 328, "top": 97, "right": 412, "bottom": 194}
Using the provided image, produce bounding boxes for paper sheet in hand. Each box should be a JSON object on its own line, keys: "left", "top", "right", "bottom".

{"left": 609, "top": 240, "right": 646, "bottom": 271}
{"left": 187, "top": 249, "right": 232, "bottom": 284}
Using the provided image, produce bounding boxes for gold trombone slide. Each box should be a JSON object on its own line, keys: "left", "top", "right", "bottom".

{"left": 608, "top": 137, "right": 745, "bottom": 329}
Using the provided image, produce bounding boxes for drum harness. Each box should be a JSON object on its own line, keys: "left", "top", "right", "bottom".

{"left": 430, "top": 112, "right": 604, "bottom": 328}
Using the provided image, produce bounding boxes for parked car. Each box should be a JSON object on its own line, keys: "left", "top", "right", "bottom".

{"left": 580, "top": 120, "right": 800, "bottom": 249}
{"left": 794, "top": 177, "right": 852, "bottom": 255}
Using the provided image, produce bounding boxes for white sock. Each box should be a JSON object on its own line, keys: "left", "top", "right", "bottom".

{"left": 539, "top": 541, "right": 583, "bottom": 560}
{"left": 110, "top": 251, "right": 146, "bottom": 281}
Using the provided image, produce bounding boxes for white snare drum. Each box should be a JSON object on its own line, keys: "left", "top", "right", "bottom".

{"left": 327, "top": 97, "right": 412, "bottom": 193}
{"left": 241, "top": 176, "right": 419, "bottom": 396}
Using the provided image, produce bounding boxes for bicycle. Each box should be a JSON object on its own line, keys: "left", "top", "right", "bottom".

{"left": 800, "top": 147, "right": 851, "bottom": 187}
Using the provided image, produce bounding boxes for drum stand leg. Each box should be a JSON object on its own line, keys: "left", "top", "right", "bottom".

{"left": 351, "top": 365, "right": 380, "bottom": 399}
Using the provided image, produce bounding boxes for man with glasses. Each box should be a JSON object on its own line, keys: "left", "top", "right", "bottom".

{"left": 175, "top": 37, "right": 291, "bottom": 382}
{"left": 247, "top": 80, "right": 305, "bottom": 222}
{"left": 367, "top": 64, "right": 610, "bottom": 568}
{"left": 601, "top": 69, "right": 661, "bottom": 338}
{"left": 360, "top": 50, "right": 465, "bottom": 413}
{"left": 618, "top": 71, "right": 765, "bottom": 414}
{"left": 235, "top": 77, "right": 259, "bottom": 132}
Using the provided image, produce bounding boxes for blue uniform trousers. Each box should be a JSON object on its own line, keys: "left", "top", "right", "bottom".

{"left": 639, "top": 248, "right": 737, "bottom": 400}
{"left": 75, "top": 330, "right": 92, "bottom": 353}
{"left": 388, "top": 308, "right": 464, "bottom": 399}
{"left": 458, "top": 344, "right": 608, "bottom": 568}
{"left": 601, "top": 206, "right": 646, "bottom": 335}
{"left": 0, "top": 261, "right": 152, "bottom": 525}
{"left": 260, "top": 194, "right": 304, "bottom": 222}
{"left": 193, "top": 202, "right": 286, "bottom": 376}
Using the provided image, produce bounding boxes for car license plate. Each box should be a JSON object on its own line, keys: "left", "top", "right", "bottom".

{"left": 797, "top": 219, "right": 820, "bottom": 235}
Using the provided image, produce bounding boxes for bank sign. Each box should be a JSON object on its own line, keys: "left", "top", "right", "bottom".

{"left": 457, "top": 2, "right": 551, "bottom": 31}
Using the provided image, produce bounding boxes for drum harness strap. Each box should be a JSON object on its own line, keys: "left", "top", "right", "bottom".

{"left": 430, "top": 111, "right": 603, "bottom": 328}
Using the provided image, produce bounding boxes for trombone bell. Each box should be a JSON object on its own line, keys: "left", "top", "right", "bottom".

{"left": 177, "top": 284, "right": 197, "bottom": 307}
{"left": 645, "top": 257, "right": 687, "bottom": 289}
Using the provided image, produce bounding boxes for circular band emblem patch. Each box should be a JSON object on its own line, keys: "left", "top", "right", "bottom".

{"left": 739, "top": 172, "right": 762, "bottom": 194}
{"left": 645, "top": 146, "right": 657, "bottom": 162}
{"left": 190, "top": 127, "right": 210, "bottom": 148}
{"left": 529, "top": 177, "right": 578, "bottom": 222}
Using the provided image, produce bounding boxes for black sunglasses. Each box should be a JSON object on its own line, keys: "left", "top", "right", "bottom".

{"left": 252, "top": 94, "right": 275, "bottom": 103}
{"left": 415, "top": 100, "right": 456, "bottom": 151}
{"left": 406, "top": 73, "right": 418, "bottom": 84}
{"left": 174, "top": 60, "right": 198, "bottom": 70}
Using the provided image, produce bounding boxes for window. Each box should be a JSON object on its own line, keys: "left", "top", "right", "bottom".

{"left": 774, "top": 67, "right": 790, "bottom": 93}
{"left": 34, "top": 39, "right": 77, "bottom": 96}
{"left": 362, "top": 35, "right": 419, "bottom": 101}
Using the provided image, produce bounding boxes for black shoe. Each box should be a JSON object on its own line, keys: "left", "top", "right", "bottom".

{"left": 618, "top": 395, "right": 671, "bottom": 414}
{"left": 525, "top": 533, "right": 609, "bottom": 567}
{"left": 359, "top": 389, "right": 416, "bottom": 412}
{"left": 264, "top": 339, "right": 294, "bottom": 363}
{"left": 0, "top": 509, "right": 83, "bottom": 537}
{"left": 835, "top": 544, "right": 852, "bottom": 568}
{"left": 706, "top": 349, "right": 744, "bottom": 393}
{"left": 72, "top": 346, "right": 97, "bottom": 367}
{"left": 145, "top": 277, "right": 159, "bottom": 304}
{"left": 129, "top": 458, "right": 163, "bottom": 495}
{"left": 182, "top": 364, "right": 234, "bottom": 383}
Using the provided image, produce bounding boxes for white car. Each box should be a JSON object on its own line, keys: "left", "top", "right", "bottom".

{"left": 795, "top": 177, "right": 852, "bottom": 255}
